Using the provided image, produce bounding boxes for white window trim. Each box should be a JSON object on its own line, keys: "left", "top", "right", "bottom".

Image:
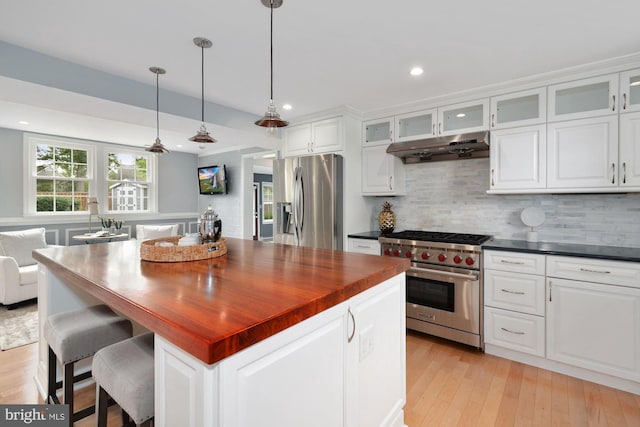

{"left": 23, "top": 133, "right": 96, "bottom": 217}
{"left": 261, "top": 181, "right": 273, "bottom": 225}
{"left": 23, "top": 133, "right": 158, "bottom": 217}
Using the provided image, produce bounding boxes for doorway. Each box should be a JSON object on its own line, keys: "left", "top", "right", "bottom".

{"left": 241, "top": 151, "right": 276, "bottom": 241}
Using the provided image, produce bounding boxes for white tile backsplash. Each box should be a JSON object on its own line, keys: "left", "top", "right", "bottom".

{"left": 363, "top": 158, "right": 640, "bottom": 248}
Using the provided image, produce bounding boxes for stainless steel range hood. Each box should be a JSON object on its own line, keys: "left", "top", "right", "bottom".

{"left": 386, "top": 131, "right": 490, "bottom": 164}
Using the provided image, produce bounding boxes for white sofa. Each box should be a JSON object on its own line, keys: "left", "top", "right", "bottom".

{"left": 0, "top": 227, "right": 50, "bottom": 307}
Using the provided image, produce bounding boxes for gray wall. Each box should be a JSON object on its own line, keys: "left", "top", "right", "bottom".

{"left": 363, "top": 158, "right": 640, "bottom": 248}
{"left": 0, "top": 127, "right": 24, "bottom": 217}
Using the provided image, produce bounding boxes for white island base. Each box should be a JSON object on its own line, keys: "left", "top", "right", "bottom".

{"left": 37, "top": 266, "right": 406, "bottom": 427}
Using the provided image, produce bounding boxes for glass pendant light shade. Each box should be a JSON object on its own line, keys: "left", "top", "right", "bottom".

{"left": 190, "top": 37, "right": 217, "bottom": 144}
{"left": 146, "top": 67, "right": 169, "bottom": 154}
{"left": 256, "top": 0, "right": 288, "bottom": 129}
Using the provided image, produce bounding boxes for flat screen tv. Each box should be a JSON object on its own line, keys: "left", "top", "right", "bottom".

{"left": 198, "top": 164, "right": 228, "bottom": 195}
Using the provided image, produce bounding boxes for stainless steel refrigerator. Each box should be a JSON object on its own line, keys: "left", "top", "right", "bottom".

{"left": 273, "top": 153, "right": 343, "bottom": 250}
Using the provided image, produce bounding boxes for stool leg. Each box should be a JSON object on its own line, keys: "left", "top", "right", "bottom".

{"left": 140, "top": 420, "right": 153, "bottom": 427}
{"left": 63, "top": 362, "right": 74, "bottom": 413}
{"left": 47, "top": 347, "right": 57, "bottom": 404}
{"left": 96, "top": 386, "right": 109, "bottom": 427}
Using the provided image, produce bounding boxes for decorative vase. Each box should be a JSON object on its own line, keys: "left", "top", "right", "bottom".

{"left": 378, "top": 201, "right": 396, "bottom": 235}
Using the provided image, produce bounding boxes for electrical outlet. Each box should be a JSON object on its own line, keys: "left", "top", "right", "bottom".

{"left": 359, "top": 325, "right": 374, "bottom": 362}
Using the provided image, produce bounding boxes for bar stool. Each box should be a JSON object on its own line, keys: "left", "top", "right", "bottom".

{"left": 44, "top": 304, "right": 133, "bottom": 422}
{"left": 93, "top": 332, "right": 155, "bottom": 427}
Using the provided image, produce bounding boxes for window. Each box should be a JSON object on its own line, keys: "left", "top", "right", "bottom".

{"left": 106, "top": 152, "right": 151, "bottom": 212}
{"left": 25, "top": 134, "right": 156, "bottom": 216}
{"left": 25, "top": 135, "right": 95, "bottom": 214}
{"left": 262, "top": 182, "right": 273, "bottom": 224}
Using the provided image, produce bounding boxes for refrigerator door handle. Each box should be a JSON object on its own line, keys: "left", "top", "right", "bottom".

{"left": 298, "top": 170, "right": 305, "bottom": 236}
{"left": 293, "top": 166, "right": 300, "bottom": 243}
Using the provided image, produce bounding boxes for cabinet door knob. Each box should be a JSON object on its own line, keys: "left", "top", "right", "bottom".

{"left": 612, "top": 163, "right": 616, "bottom": 184}
{"left": 623, "top": 162, "right": 627, "bottom": 184}
{"left": 623, "top": 93, "right": 627, "bottom": 110}
{"left": 491, "top": 169, "right": 495, "bottom": 186}
{"left": 439, "top": 122, "right": 442, "bottom": 133}
{"left": 491, "top": 113, "right": 495, "bottom": 128}
{"left": 389, "top": 129, "right": 393, "bottom": 141}
{"left": 432, "top": 123, "right": 435, "bottom": 134}
{"left": 389, "top": 176, "right": 393, "bottom": 191}
{"left": 612, "top": 94, "right": 616, "bottom": 112}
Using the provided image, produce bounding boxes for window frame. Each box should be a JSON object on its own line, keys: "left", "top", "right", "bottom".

{"left": 261, "top": 181, "right": 273, "bottom": 225}
{"left": 23, "top": 133, "right": 158, "bottom": 217}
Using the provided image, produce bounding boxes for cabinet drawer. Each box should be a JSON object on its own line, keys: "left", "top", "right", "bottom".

{"left": 348, "top": 238, "right": 381, "bottom": 255}
{"left": 484, "top": 250, "right": 545, "bottom": 275}
{"left": 484, "top": 307, "right": 545, "bottom": 357}
{"left": 547, "top": 256, "right": 640, "bottom": 288}
{"left": 485, "top": 270, "right": 545, "bottom": 316}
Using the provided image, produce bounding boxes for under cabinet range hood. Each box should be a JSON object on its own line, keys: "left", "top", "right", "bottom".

{"left": 386, "top": 131, "right": 490, "bottom": 164}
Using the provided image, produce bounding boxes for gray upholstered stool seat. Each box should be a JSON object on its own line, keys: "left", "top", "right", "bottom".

{"left": 93, "top": 332, "right": 155, "bottom": 427}
{"left": 44, "top": 304, "right": 133, "bottom": 422}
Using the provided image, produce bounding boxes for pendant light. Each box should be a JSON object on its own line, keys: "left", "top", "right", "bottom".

{"left": 189, "top": 37, "right": 217, "bottom": 145}
{"left": 146, "top": 67, "right": 169, "bottom": 154}
{"left": 255, "top": 0, "right": 289, "bottom": 129}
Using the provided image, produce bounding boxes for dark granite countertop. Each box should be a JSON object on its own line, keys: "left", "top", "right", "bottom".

{"left": 347, "top": 231, "right": 383, "bottom": 240}
{"left": 483, "top": 239, "right": 640, "bottom": 263}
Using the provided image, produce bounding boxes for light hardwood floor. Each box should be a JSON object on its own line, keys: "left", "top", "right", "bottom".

{"left": 1, "top": 332, "right": 639, "bottom": 426}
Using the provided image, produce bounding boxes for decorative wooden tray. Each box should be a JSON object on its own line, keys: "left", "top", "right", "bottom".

{"left": 140, "top": 237, "right": 227, "bottom": 262}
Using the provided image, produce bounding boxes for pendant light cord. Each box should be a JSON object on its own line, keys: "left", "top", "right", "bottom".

{"left": 201, "top": 44, "right": 205, "bottom": 123}
{"left": 270, "top": 0, "right": 274, "bottom": 103}
{"left": 156, "top": 71, "right": 160, "bottom": 139}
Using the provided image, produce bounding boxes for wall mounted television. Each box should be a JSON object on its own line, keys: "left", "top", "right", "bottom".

{"left": 198, "top": 164, "right": 228, "bottom": 195}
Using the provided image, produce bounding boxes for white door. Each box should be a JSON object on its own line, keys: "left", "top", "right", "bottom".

{"left": 620, "top": 68, "right": 640, "bottom": 113}
{"left": 619, "top": 111, "right": 640, "bottom": 187}
{"left": 490, "top": 125, "right": 546, "bottom": 190}
{"left": 363, "top": 117, "right": 394, "bottom": 145}
{"left": 437, "top": 98, "right": 489, "bottom": 136}
{"left": 547, "top": 116, "right": 618, "bottom": 189}
{"left": 311, "top": 117, "right": 342, "bottom": 153}
{"left": 394, "top": 108, "right": 437, "bottom": 141}
{"left": 490, "top": 87, "right": 546, "bottom": 130}
{"left": 548, "top": 73, "right": 619, "bottom": 122}
{"left": 284, "top": 123, "right": 312, "bottom": 157}
{"left": 362, "top": 145, "right": 394, "bottom": 195}
{"left": 547, "top": 278, "right": 640, "bottom": 382}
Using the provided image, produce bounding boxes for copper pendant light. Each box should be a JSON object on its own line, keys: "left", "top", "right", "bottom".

{"left": 146, "top": 67, "right": 169, "bottom": 154}
{"left": 189, "top": 37, "right": 217, "bottom": 145}
{"left": 255, "top": 0, "right": 289, "bottom": 129}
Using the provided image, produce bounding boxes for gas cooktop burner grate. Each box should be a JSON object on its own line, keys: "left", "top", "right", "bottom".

{"left": 382, "top": 230, "right": 491, "bottom": 245}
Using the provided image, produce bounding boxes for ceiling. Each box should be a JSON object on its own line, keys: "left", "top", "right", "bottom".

{"left": 1, "top": 0, "right": 640, "bottom": 154}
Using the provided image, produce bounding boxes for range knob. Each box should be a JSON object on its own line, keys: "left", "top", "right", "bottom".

{"left": 421, "top": 251, "right": 430, "bottom": 260}
{"left": 393, "top": 249, "right": 400, "bottom": 257}
{"left": 465, "top": 257, "right": 475, "bottom": 266}
{"left": 405, "top": 250, "right": 412, "bottom": 258}
{"left": 453, "top": 255, "right": 462, "bottom": 264}
{"left": 438, "top": 254, "right": 447, "bottom": 262}
{"left": 384, "top": 248, "right": 391, "bottom": 256}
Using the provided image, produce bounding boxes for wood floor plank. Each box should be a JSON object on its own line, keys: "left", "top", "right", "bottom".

{"left": 566, "top": 375, "right": 589, "bottom": 427}
{"left": 583, "top": 379, "right": 607, "bottom": 427}
{"left": 597, "top": 383, "right": 627, "bottom": 427}
{"left": 617, "top": 388, "right": 640, "bottom": 427}
{"left": 514, "top": 364, "right": 538, "bottom": 426}
{"left": 550, "top": 371, "right": 571, "bottom": 426}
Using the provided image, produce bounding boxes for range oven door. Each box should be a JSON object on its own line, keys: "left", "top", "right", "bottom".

{"left": 406, "top": 263, "right": 480, "bottom": 335}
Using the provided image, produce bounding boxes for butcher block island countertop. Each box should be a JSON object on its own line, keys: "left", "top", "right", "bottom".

{"left": 33, "top": 238, "right": 409, "bottom": 364}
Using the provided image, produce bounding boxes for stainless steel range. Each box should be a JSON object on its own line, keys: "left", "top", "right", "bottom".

{"left": 379, "top": 231, "right": 492, "bottom": 348}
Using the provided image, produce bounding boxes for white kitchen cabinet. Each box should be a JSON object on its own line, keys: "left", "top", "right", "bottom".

{"left": 484, "top": 250, "right": 546, "bottom": 357}
{"left": 348, "top": 237, "right": 381, "bottom": 255}
{"left": 394, "top": 109, "right": 437, "bottom": 142}
{"left": 547, "top": 116, "right": 618, "bottom": 189}
{"left": 490, "top": 87, "right": 546, "bottom": 130}
{"left": 363, "top": 117, "right": 393, "bottom": 146}
{"left": 284, "top": 117, "right": 342, "bottom": 157}
{"left": 547, "top": 277, "right": 640, "bottom": 383}
{"left": 620, "top": 68, "right": 640, "bottom": 113}
{"left": 361, "top": 145, "right": 406, "bottom": 196}
{"left": 437, "top": 98, "right": 489, "bottom": 136}
{"left": 548, "top": 74, "right": 618, "bottom": 122}
{"left": 619, "top": 111, "right": 640, "bottom": 187}
{"left": 489, "top": 125, "right": 546, "bottom": 191}
{"left": 346, "top": 273, "right": 406, "bottom": 427}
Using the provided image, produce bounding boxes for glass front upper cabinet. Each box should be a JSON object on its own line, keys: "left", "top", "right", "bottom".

{"left": 394, "top": 109, "right": 437, "bottom": 142}
{"left": 363, "top": 117, "right": 393, "bottom": 145}
{"left": 548, "top": 74, "right": 618, "bottom": 122}
{"left": 621, "top": 68, "right": 640, "bottom": 113}
{"left": 437, "top": 99, "right": 489, "bottom": 136}
{"left": 490, "top": 88, "right": 546, "bottom": 129}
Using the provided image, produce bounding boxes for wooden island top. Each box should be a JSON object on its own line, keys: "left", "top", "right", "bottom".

{"left": 34, "top": 238, "right": 409, "bottom": 364}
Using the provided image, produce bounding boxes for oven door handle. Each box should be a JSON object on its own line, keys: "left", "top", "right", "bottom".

{"left": 408, "top": 266, "right": 479, "bottom": 282}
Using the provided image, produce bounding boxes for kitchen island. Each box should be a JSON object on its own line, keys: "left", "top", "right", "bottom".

{"left": 33, "top": 238, "right": 409, "bottom": 427}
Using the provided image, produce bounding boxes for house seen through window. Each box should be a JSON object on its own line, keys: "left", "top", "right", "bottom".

{"left": 107, "top": 153, "right": 150, "bottom": 211}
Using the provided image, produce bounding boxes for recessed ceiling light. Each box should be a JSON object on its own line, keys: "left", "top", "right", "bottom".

{"left": 282, "top": 104, "right": 292, "bottom": 110}
{"left": 18, "top": 120, "right": 29, "bottom": 125}
{"left": 409, "top": 67, "right": 424, "bottom": 76}
{"left": 456, "top": 113, "right": 466, "bottom": 118}
{"left": 176, "top": 144, "right": 183, "bottom": 148}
